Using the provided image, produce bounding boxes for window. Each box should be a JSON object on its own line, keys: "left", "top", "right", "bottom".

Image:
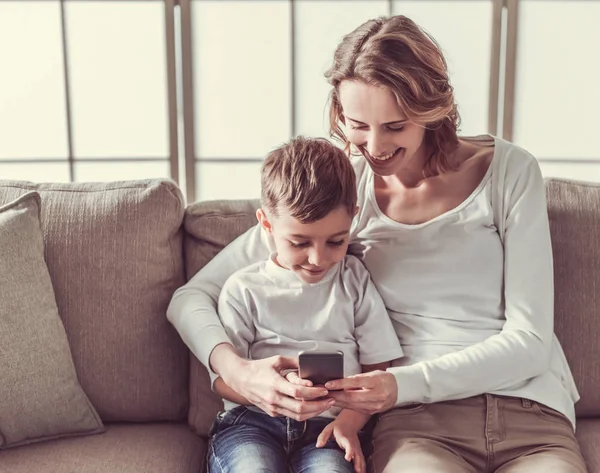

{"left": 2, "top": 0, "right": 599, "bottom": 201}
{"left": 0, "top": 0, "right": 176, "bottom": 183}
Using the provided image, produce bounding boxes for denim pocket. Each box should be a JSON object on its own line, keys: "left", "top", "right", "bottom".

{"left": 209, "top": 406, "right": 250, "bottom": 437}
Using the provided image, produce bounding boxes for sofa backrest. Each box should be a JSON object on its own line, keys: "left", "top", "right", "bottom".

{"left": 546, "top": 178, "right": 600, "bottom": 417}
{"left": 0, "top": 179, "right": 189, "bottom": 422}
{"left": 184, "top": 179, "right": 600, "bottom": 429}
{"left": 183, "top": 199, "right": 259, "bottom": 436}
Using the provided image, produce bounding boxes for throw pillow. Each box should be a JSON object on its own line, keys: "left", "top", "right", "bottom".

{"left": 0, "top": 192, "right": 103, "bottom": 448}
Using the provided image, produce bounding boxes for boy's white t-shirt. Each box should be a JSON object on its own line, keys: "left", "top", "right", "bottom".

{"left": 215, "top": 254, "right": 404, "bottom": 416}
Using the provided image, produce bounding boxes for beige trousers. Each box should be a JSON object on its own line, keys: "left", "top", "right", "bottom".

{"left": 370, "top": 394, "right": 587, "bottom": 473}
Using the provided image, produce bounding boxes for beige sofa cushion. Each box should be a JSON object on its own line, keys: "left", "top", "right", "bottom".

{"left": 183, "top": 199, "right": 259, "bottom": 436}
{"left": 546, "top": 178, "right": 600, "bottom": 417}
{"left": 0, "top": 423, "right": 206, "bottom": 473}
{"left": 0, "top": 192, "right": 103, "bottom": 448}
{"left": 0, "top": 180, "right": 188, "bottom": 422}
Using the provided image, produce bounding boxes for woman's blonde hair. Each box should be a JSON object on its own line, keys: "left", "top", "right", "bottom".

{"left": 325, "top": 15, "right": 461, "bottom": 176}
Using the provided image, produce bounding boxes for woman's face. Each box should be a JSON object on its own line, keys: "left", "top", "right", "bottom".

{"left": 338, "top": 80, "right": 428, "bottom": 177}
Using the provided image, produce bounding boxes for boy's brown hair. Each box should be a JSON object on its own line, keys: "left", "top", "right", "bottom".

{"left": 261, "top": 136, "right": 357, "bottom": 223}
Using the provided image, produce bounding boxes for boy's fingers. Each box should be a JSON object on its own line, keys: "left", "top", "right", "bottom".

{"left": 354, "top": 451, "right": 366, "bottom": 473}
{"left": 338, "top": 437, "right": 352, "bottom": 459}
{"left": 274, "top": 376, "right": 328, "bottom": 400}
{"left": 286, "top": 371, "right": 313, "bottom": 387}
{"left": 316, "top": 424, "right": 333, "bottom": 448}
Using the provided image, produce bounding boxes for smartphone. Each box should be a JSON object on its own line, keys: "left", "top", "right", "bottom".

{"left": 298, "top": 350, "right": 344, "bottom": 385}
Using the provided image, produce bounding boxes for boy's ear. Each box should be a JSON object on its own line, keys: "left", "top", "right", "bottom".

{"left": 256, "top": 208, "right": 273, "bottom": 234}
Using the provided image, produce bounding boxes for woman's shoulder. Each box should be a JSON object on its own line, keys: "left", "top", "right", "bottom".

{"left": 462, "top": 134, "right": 540, "bottom": 183}
{"left": 491, "top": 136, "right": 541, "bottom": 183}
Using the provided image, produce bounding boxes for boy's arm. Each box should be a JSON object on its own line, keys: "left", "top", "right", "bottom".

{"left": 362, "top": 361, "right": 391, "bottom": 372}
{"left": 212, "top": 276, "right": 255, "bottom": 396}
{"left": 315, "top": 362, "right": 391, "bottom": 473}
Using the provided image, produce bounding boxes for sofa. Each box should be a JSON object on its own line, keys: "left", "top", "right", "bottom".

{"left": 0, "top": 177, "right": 598, "bottom": 472}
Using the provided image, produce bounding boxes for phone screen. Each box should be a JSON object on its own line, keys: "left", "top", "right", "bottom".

{"left": 298, "top": 350, "right": 344, "bottom": 385}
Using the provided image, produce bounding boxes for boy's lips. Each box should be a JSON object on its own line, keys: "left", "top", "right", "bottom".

{"left": 302, "top": 267, "right": 325, "bottom": 274}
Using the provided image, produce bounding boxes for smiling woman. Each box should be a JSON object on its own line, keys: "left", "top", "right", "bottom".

{"left": 168, "top": 12, "right": 587, "bottom": 473}
{"left": 338, "top": 81, "right": 426, "bottom": 180}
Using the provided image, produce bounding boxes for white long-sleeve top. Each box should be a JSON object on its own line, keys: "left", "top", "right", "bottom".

{"left": 167, "top": 135, "right": 579, "bottom": 428}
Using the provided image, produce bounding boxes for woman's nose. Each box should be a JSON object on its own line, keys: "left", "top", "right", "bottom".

{"left": 366, "top": 130, "right": 388, "bottom": 157}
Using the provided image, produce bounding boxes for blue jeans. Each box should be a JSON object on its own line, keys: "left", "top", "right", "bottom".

{"left": 208, "top": 406, "right": 371, "bottom": 473}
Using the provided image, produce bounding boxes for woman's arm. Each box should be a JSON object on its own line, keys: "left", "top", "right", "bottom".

{"left": 329, "top": 154, "right": 555, "bottom": 413}
{"left": 167, "top": 223, "right": 333, "bottom": 419}
{"left": 214, "top": 377, "right": 251, "bottom": 405}
{"left": 167, "top": 224, "right": 269, "bottom": 367}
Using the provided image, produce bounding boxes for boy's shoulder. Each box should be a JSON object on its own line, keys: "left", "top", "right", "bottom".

{"left": 338, "top": 254, "right": 370, "bottom": 285}
{"left": 222, "top": 260, "right": 269, "bottom": 294}
{"left": 341, "top": 253, "right": 366, "bottom": 269}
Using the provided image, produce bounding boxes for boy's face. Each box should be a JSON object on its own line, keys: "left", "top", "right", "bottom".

{"left": 257, "top": 206, "right": 355, "bottom": 284}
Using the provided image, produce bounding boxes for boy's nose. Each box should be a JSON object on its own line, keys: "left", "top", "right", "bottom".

{"left": 307, "top": 249, "right": 326, "bottom": 267}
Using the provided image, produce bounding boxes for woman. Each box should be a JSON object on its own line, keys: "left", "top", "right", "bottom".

{"left": 168, "top": 15, "right": 586, "bottom": 472}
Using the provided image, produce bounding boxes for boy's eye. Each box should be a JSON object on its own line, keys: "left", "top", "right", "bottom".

{"left": 328, "top": 240, "right": 345, "bottom": 247}
{"left": 289, "top": 241, "right": 309, "bottom": 248}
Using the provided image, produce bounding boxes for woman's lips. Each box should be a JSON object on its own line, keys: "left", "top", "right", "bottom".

{"left": 363, "top": 147, "right": 404, "bottom": 167}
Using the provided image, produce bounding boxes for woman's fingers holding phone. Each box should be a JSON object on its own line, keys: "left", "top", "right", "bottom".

{"left": 326, "top": 370, "right": 397, "bottom": 415}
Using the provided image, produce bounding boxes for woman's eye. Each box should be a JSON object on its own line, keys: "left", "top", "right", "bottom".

{"left": 290, "top": 241, "right": 309, "bottom": 248}
{"left": 388, "top": 126, "right": 404, "bottom": 132}
{"left": 328, "top": 240, "right": 345, "bottom": 247}
{"left": 349, "top": 124, "right": 367, "bottom": 131}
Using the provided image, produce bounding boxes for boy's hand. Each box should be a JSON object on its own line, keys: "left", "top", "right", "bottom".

{"left": 316, "top": 419, "right": 366, "bottom": 473}
{"left": 285, "top": 370, "right": 316, "bottom": 393}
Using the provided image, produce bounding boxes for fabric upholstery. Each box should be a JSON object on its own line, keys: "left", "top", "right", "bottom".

{"left": 0, "top": 192, "right": 103, "bottom": 448}
{"left": 576, "top": 418, "right": 600, "bottom": 473}
{"left": 183, "top": 199, "right": 260, "bottom": 436}
{"left": 546, "top": 179, "right": 600, "bottom": 417}
{"left": 0, "top": 423, "right": 206, "bottom": 473}
{"left": 0, "top": 180, "right": 188, "bottom": 422}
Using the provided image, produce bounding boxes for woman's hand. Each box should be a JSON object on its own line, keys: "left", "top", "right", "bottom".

{"left": 210, "top": 344, "right": 334, "bottom": 420}
{"left": 325, "top": 370, "right": 398, "bottom": 415}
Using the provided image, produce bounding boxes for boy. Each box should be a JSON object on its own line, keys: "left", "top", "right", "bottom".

{"left": 208, "top": 137, "right": 403, "bottom": 473}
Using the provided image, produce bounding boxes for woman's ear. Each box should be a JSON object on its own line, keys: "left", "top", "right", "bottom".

{"left": 354, "top": 205, "right": 360, "bottom": 217}
{"left": 256, "top": 208, "right": 273, "bottom": 234}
